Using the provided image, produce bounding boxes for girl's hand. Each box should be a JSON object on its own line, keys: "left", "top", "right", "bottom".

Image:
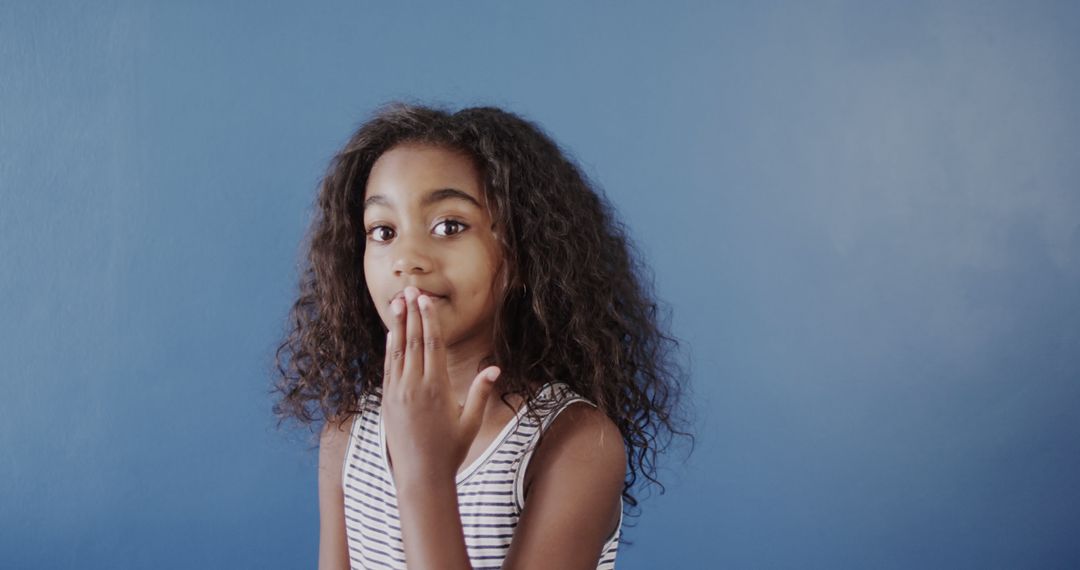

{"left": 381, "top": 286, "right": 501, "bottom": 486}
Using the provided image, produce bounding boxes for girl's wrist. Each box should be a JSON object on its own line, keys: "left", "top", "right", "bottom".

{"left": 392, "top": 460, "right": 457, "bottom": 489}
{"left": 394, "top": 471, "right": 459, "bottom": 506}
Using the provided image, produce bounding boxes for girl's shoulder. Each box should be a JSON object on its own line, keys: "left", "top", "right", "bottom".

{"left": 527, "top": 380, "right": 586, "bottom": 407}
{"left": 525, "top": 381, "right": 605, "bottom": 426}
{"left": 521, "top": 380, "right": 625, "bottom": 490}
{"left": 317, "top": 414, "right": 355, "bottom": 492}
{"left": 525, "top": 379, "right": 621, "bottom": 440}
{"left": 510, "top": 382, "right": 626, "bottom": 567}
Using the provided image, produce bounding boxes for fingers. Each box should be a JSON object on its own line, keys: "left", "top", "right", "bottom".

{"left": 388, "top": 297, "right": 406, "bottom": 386}
{"left": 402, "top": 287, "right": 423, "bottom": 383}
{"left": 419, "top": 292, "right": 446, "bottom": 386}
{"left": 383, "top": 330, "right": 391, "bottom": 389}
{"left": 461, "top": 367, "right": 500, "bottom": 432}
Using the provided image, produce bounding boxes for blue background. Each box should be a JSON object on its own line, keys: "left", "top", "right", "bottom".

{"left": 3, "top": 1, "right": 1079, "bottom": 568}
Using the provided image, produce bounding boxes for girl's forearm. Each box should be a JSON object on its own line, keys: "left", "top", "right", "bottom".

{"left": 395, "top": 474, "right": 473, "bottom": 570}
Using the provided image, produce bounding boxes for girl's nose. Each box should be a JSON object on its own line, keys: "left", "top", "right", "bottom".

{"left": 391, "top": 234, "right": 433, "bottom": 275}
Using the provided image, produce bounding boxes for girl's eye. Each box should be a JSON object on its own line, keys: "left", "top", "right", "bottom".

{"left": 434, "top": 219, "right": 468, "bottom": 237}
{"left": 365, "top": 221, "right": 466, "bottom": 243}
{"left": 366, "top": 226, "right": 395, "bottom": 242}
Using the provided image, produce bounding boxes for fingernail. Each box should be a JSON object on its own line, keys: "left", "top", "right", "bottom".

{"left": 391, "top": 299, "right": 403, "bottom": 316}
{"left": 418, "top": 294, "right": 430, "bottom": 310}
{"left": 404, "top": 287, "right": 418, "bottom": 303}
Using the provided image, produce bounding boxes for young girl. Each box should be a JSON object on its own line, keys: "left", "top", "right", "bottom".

{"left": 273, "top": 103, "right": 690, "bottom": 569}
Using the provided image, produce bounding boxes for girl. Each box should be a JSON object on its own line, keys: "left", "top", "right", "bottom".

{"left": 273, "top": 103, "right": 690, "bottom": 569}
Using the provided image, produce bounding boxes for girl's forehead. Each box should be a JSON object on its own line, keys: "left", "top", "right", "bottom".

{"left": 364, "top": 144, "right": 484, "bottom": 202}
{"left": 363, "top": 144, "right": 491, "bottom": 215}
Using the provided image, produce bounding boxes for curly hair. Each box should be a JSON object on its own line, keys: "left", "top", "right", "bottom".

{"left": 272, "top": 101, "right": 693, "bottom": 519}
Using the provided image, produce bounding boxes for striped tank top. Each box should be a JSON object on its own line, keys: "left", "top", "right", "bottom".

{"left": 341, "top": 381, "right": 623, "bottom": 569}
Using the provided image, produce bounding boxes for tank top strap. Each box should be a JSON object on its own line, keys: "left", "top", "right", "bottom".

{"left": 508, "top": 381, "right": 599, "bottom": 512}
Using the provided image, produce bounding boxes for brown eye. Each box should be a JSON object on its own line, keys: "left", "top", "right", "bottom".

{"left": 434, "top": 220, "right": 468, "bottom": 237}
{"left": 367, "top": 226, "right": 395, "bottom": 242}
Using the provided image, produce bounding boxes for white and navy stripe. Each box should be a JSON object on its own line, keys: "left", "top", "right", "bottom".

{"left": 342, "top": 381, "right": 622, "bottom": 569}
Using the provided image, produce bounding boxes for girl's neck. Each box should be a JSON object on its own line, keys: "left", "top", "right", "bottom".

{"left": 443, "top": 329, "right": 538, "bottom": 415}
{"left": 443, "top": 331, "right": 498, "bottom": 406}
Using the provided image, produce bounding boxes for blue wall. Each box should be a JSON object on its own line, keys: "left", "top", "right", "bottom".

{"left": 3, "top": 1, "right": 1078, "bottom": 568}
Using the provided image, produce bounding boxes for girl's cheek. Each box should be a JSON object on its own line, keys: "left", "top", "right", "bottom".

{"left": 379, "top": 305, "right": 391, "bottom": 328}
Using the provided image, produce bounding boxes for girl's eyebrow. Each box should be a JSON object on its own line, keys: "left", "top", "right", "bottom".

{"left": 363, "top": 188, "right": 481, "bottom": 210}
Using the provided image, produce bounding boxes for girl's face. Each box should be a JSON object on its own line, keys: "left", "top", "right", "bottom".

{"left": 362, "top": 143, "right": 505, "bottom": 350}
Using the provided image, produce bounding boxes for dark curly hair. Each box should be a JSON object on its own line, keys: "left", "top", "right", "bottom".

{"left": 272, "top": 101, "right": 693, "bottom": 521}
